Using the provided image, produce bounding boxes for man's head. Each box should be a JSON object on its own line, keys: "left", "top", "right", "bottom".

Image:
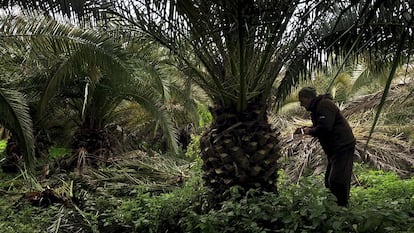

{"left": 298, "top": 87, "right": 317, "bottom": 111}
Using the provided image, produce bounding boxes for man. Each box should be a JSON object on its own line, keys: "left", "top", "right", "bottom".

{"left": 295, "top": 87, "right": 356, "bottom": 207}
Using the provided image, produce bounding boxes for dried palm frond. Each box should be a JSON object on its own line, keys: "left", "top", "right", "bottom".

{"left": 47, "top": 205, "right": 98, "bottom": 233}
{"left": 354, "top": 127, "right": 414, "bottom": 177}
{"left": 47, "top": 206, "right": 65, "bottom": 233}
{"left": 80, "top": 150, "right": 192, "bottom": 192}
{"left": 342, "top": 82, "right": 414, "bottom": 117}
{"left": 20, "top": 166, "right": 43, "bottom": 191}
{"left": 280, "top": 136, "right": 326, "bottom": 183}
{"left": 272, "top": 115, "right": 326, "bottom": 183}
{"left": 279, "top": 126, "right": 413, "bottom": 183}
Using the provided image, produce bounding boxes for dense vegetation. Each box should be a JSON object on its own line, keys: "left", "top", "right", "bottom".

{"left": 0, "top": 149, "right": 413, "bottom": 233}
{"left": 1, "top": 83, "right": 414, "bottom": 232}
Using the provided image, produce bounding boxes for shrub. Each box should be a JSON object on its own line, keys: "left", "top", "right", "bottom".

{"left": 105, "top": 161, "right": 207, "bottom": 233}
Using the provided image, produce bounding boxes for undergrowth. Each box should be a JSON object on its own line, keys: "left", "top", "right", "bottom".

{"left": 0, "top": 160, "right": 413, "bottom": 233}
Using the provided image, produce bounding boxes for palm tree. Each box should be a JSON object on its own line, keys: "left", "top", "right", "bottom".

{"left": 107, "top": 1, "right": 345, "bottom": 198}
{"left": 0, "top": 15, "right": 179, "bottom": 170}
{"left": 0, "top": 0, "right": 112, "bottom": 24}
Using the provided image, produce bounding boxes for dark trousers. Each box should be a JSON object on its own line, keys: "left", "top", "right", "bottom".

{"left": 325, "top": 147, "right": 355, "bottom": 207}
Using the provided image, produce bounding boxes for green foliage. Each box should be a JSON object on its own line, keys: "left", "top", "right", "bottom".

{"left": 180, "top": 173, "right": 414, "bottom": 233}
{"left": 0, "top": 140, "right": 6, "bottom": 157}
{"left": 183, "top": 177, "right": 356, "bottom": 233}
{"left": 197, "top": 103, "right": 212, "bottom": 129}
{"left": 0, "top": 170, "right": 51, "bottom": 232}
{"left": 0, "top": 140, "right": 6, "bottom": 150}
{"left": 0, "top": 204, "right": 55, "bottom": 233}
{"left": 49, "top": 147, "right": 71, "bottom": 159}
{"left": 348, "top": 169, "right": 414, "bottom": 233}
{"left": 185, "top": 134, "right": 201, "bottom": 160}
{"left": 95, "top": 164, "right": 206, "bottom": 233}
{"left": 351, "top": 166, "right": 414, "bottom": 219}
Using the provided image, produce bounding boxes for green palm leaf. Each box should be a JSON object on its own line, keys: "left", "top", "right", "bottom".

{"left": 0, "top": 15, "right": 129, "bottom": 115}
{"left": 115, "top": 0, "right": 334, "bottom": 110}
{"left": 1, "top": 14, "right": 182, "bottom": 153}
{"left": 364, "top": 29, "right": 409, "bottom": 157}
{"left": 125, "top": 88, "right": 179, "bottom": 153}
{"left": 0, "top": 88, "right": 34, "bottom": 167}
{"left": 0, "top": 0, "right": 112, "bottom": 22}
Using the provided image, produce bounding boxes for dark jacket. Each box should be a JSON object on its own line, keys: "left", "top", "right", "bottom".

{"left": 308, "top": 94, "right": 356, "bottom": 156}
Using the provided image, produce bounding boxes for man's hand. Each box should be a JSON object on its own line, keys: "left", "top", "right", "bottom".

{"left": 302, "top": 127, "right": 312, "bottom": 135}
{"left": 294, "top": 127, "right": 312, "bottom": 135}
{"left": 294, "top": 127, "right": 305, "bottom": 135}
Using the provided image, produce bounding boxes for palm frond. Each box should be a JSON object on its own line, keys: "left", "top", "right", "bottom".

{"left": 0, "top": 88, "right": 35, "bottom": 166}
{"left": 364, "top": 30, "right": 409, "bottom": 155}
{"left": 354, "top": 128, "right": 414, "bottom": 177}
{"left": 86, "top": 150, "right": 191, "bottom": 191}
{"left": 0, "top": 0, "right": 112, "bottom": 23}
{"left": 124, "top": 85, "right": 179, "bottom": 153}
{"left": 349, "top": 62, "right": 377, "bottom": 95}
{"left": 0, "top": 15, "right": 129, "bottom": 118}
{"left": 112, "top": 0, "right": 342, "bottom": 111}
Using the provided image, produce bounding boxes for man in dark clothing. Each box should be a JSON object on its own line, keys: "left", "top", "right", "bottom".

{"left": 295, "top": 87, "right": 356, "bottom": 207}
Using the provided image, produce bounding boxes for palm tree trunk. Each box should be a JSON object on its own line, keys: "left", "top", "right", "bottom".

{"left": 72, "top": 125, "right": 112, "bottom": 165}
{"left": 200, "top": 100, "right": 281, "bottom": 201}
